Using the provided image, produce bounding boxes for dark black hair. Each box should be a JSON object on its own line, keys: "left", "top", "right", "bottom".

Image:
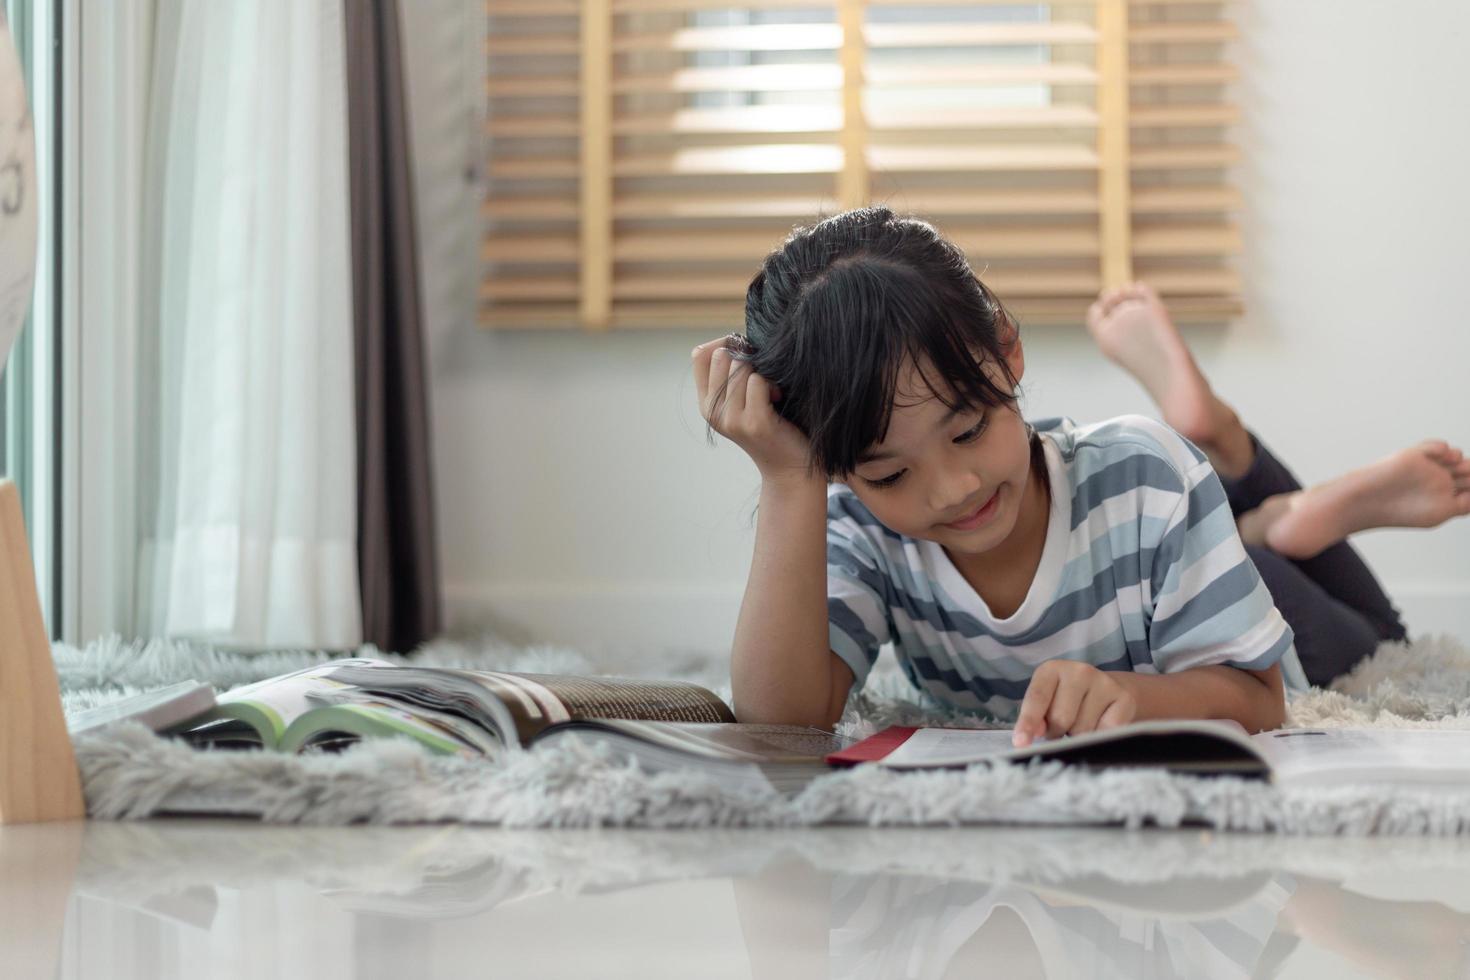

{"left": 712, "top": 206, "right": 1022, "bottom": 480}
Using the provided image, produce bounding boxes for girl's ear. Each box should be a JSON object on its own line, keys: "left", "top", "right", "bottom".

{"left": 1003, "top": 333, "right": 1025, "bottom": 384}
{"left": 997, "top": 312, "right": 1023, "bottom": 383}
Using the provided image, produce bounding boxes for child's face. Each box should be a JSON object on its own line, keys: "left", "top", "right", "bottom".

{"left": 843, "top": 351, "right": 1036, "bottom": 558}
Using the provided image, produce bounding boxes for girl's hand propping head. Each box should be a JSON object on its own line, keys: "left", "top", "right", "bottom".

{"left": 693, "top": 335, "right": 813, "bottom": 484}
{"left": 1012, "top": 660, "right": 1137, "bottom": 748}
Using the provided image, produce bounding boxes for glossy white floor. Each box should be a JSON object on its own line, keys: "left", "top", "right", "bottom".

{"left": 7, "top": 818, "right": 1470, "bottom": 980}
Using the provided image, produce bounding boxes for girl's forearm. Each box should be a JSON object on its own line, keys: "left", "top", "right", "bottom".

{"left": 729, "top": 473, "right": 835, "bottom": 726}
{"left": 1113, "top": 664, "right": 1286, "bottom": 733}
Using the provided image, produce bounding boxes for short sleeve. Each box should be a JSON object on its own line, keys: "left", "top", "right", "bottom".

{"left": 827, "top": 518, "right": 894, "bottom": 694}
{"left": 1146, "top": 459, "right": 1295, "bottom": 674}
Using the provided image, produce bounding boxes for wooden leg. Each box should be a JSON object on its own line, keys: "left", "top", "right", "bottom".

{"left": 0, "top": 480, "right": 84, "bottom": 823}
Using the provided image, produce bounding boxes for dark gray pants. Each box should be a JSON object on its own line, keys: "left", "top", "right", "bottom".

{"left": 1223, "top": 435, "right": 1408, "bottom": 687}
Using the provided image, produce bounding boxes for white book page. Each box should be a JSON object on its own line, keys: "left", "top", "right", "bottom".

{"left": 879, "top": 720, "right": 1257, "bottom": 768}
{"left": 880, "top": 728, "right": 1018, "bottom": 767}
{"left": 1252, "top": 729, "right": 1470, "bottom": 786}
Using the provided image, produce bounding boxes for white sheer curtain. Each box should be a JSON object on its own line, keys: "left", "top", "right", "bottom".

{"left": 135, "top": 0, "right": 361, "bottom": 648}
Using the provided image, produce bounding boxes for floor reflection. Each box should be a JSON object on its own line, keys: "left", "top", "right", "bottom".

{"left": 15, "top": 819, "right": 1470, "bottom": 979}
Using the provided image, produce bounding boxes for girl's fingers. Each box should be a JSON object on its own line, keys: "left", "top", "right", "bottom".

{"left": 1097, "top": 697, "right": 1135, "bottom": 730}
{"left": 702, "top": 347, "right": 733, "bottom": 422}
{"left": 1013, "top": 668, "right": 1059, "bottom": 747}
{"left": 1071, "top": 684, "right": 1111, "bottom": 734}
{"left": 690, "top": 337, "right": 728, "bottom": 405}
{"left": 1042, "top": 675, "right": 1084, "bottom": 738}
{"left": 723, "top": 356, "right": 750, "bottom": 417}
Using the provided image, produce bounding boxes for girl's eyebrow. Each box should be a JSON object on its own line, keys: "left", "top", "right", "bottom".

{"left": 857, "top": 405, "right": 965, "bottom": 464}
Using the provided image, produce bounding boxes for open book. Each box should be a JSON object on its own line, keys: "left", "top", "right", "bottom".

{"left": 171, "top": 658, "right": 851, "bottom": 793}
{"left": 827, "top": 720, "right": 1470, "bottom": 786}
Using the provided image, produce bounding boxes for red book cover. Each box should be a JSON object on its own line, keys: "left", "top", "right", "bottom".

{"left": 825, "top": 726, "right": 919, "bottom": 766}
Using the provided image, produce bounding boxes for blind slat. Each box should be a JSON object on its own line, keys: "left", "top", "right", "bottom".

{"left": 870, "top": 144, "right": 1099, "bottom": 172}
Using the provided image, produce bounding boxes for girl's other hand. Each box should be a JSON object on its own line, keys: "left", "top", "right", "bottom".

{"left": 692, "top": 336, "right": 813, "bottom": 484}
{"left": 1012, "top": 660, "right": 1137, "bottom": 748}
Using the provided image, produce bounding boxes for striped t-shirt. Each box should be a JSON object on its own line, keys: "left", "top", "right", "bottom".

{"left": 827, "top": 414, "right": 1302, "bottom": 720}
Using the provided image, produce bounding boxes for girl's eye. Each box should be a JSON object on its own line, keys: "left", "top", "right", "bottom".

{"left": 863, "top": 416, "right": 985, "bottom": 489}
{"left": 955, "top": 417, "right": 989, "bottom": 444}
{"left": 866, "top": 469, "right": 906, "bottom": 489}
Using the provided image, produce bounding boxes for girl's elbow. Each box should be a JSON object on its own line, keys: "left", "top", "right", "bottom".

{"left": 1256, "top": 695, "right": 1287, "bottom": 732}
{"left": 1249, "top": 665, "right": 1287, "bottom": 731}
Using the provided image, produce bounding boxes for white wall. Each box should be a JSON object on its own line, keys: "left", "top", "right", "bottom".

{"left": 402, "top": 0, "right": 1470, "bottom": 657}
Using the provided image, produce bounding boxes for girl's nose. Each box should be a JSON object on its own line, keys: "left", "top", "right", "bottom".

{"left": 932, "top": 469, "right": 984, "bottom": 516}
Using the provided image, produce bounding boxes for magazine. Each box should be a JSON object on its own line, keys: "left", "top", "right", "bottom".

{"left": 827, "top": 721, "right": 1470, "bottom": 786}
{"left": 68, "top": 681, "right": 216, "bottom": 735}
{"left": 171, "top": 658, "right": 851, "bottom": 793}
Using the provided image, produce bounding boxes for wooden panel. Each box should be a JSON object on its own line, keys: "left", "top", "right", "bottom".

{"left": 0, "top": 481, "right": 84, "bottom": 824}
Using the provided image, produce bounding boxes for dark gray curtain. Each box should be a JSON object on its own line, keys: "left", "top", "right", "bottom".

{"left": 344, "top": 0, "right": 441, "bottom": 652}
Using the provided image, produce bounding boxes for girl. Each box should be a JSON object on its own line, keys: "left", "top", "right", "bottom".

{"left": 691, "top": 207, "right": 1467, "bottom": 746}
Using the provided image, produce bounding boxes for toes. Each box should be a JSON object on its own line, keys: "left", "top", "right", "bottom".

{"left": 1420, "top": 439, "right": 1454, "bottom": 460}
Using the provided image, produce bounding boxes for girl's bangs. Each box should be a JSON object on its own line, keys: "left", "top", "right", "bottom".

{"left": 799, "top": 259, "right": 1016, "bottom": 478}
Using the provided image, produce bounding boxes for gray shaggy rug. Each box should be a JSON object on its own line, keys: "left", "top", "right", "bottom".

{"left": 55, "top": 633, "right": 1470, "bottom": 833}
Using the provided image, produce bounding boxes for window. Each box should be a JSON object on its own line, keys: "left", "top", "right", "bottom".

{"left": 481, "top": 0, "right": 1240, "bottom": 330}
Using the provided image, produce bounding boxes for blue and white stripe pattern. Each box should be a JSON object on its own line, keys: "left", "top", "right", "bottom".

{"left": 827, "top": 415, "right": 1299, "bottom": 720}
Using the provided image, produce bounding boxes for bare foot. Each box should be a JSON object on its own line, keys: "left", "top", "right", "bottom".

{"left": 1085, "top": 282, "right": 1253, "bottom": 476}
{"left": 1250, "top": 441, "right": 1470, "bottom": 559}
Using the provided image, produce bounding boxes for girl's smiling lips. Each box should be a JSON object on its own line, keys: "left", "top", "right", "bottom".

{"left": 941, "top": 489, "right": 1001, "bottom": 531}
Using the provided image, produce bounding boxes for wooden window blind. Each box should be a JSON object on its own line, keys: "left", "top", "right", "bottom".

{"left": 482, "top": 0, "right": 1241, "bottom": 330}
